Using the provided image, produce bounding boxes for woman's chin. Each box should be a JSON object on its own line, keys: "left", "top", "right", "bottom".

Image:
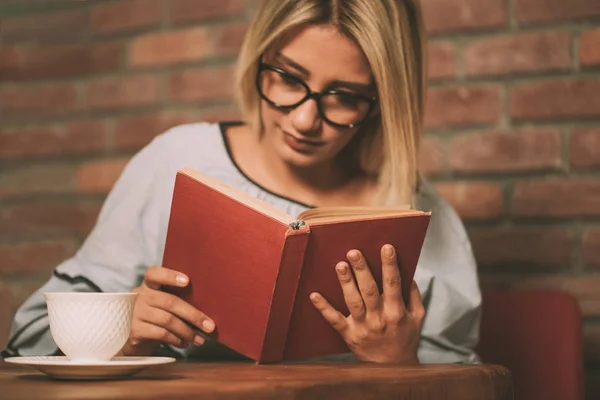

{"left": 278, "top": 146, "right": 326, "bottom": 169}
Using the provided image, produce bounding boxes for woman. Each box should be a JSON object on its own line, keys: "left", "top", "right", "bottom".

{"left": 4, "top": 0, "right": 481, "bottom": 364}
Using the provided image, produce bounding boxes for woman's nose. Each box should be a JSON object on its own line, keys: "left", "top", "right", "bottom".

{"left": 289, "top": 97, "right": 322, "bottom": 134}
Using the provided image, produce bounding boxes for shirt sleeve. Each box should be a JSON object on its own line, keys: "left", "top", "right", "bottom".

{"left": 414, "top": 182, "right": 482, "bottom": 364}
{"left": 2, "top": 135, "right": 168, "bottom": 358}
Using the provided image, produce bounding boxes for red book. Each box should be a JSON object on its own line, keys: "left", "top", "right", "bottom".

{"left": 162, "top": 168, "right": 431, "bottom": 363}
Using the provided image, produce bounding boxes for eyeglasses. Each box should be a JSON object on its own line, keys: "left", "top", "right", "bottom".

{"left": 255, "top": 61, "right": 377, "bottom": 128}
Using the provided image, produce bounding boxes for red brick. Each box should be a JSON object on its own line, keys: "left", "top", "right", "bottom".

{"left": 169, "top": 67, "right": 235, "bottom": 102}
{"left": 0, "top": 164, "right": 75, "bottom": 200}
{"left": 435, "top": 182, "right": 504, "bottom": 220}
{"left": 215, "top": 23, "right": 249, "bottom": 56}
{"left": 583, "top": 229, "right": 600, "bottom": 269}
{"left": 0, "top": 121, "right": 107, "bottom": 160}
{"left": 129, "top": 27, "right": 210, "bottom": 68}
{"left": 0, "top": 48, "right": 21, "bottom": 79}
{"left": 470, "top": 227, "right": 573, "bottom": 272}
{"left": 570, "top": 128, "right": 600, "bottom": 168}
{"left": 170, "top": 0, "right": 247, "bottom": 24}
{"left": 516, "top": 0, "right": 600, "bottom": 24}
{"left": 64, "top": 121, "right": 109, "bottom": 152}
{"left": 0, "top": 84, "right": 78, "bottom": 118}
{"left": 92, "top": 0, "right": 162, "bottom": 35}
{"left": 0, "top": 284, "right": 14, "bottom": 348}
{"left": 450, "top": 130, "right": 562, "bottom": 173}
{"left": 115, "top": 110, "right": 197, "bottom": 150}
{"left": 419, "top": 136, "right": 444, "bottom": 177}
{"left": 512, "top": 178, "right": 600, "bottom": 218}
{"left": 1, "top": 42, "right": 122, "bottom": 82}
{"left": 424, "top": 85, "right": 502, "bottom": 128}
{"left": 580, "top": 28, "right": 600, "bottom": 68}
{"left": 421, "top": 0, "right": 507, "bottom": 34}
{"left": 427, "top": 41, "right": 456, "bottom": 80}
{"left": 0, "top": 201, "right": 101, "bottom": 240}
{"left": 465, "top": 31, "right": 571, "bottom": 76}
{"left": 76, "top": 158, "right": 130, "bottom": 194}
{"left": 85, "top": 75, "right": 161, "bottom": 110}
{"left": 201, "top": 107, "right": 242, "bottom": 123}
{"left": 0, "top": 240, "right": 77, "bottom": 278}
{"left": 510, "top": 78, "right": 600, "bottom": 121}
{"left": 0, "top": 9, "right": 90, "bottom": 43}
{"left": 508, "top": 275, "right": 600, "bottom": 317}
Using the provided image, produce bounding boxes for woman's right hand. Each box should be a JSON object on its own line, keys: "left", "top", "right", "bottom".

{"left": 120, "top": 266, "right": 215, "bottom": 357}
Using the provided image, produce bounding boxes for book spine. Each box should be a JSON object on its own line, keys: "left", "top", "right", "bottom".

{"left": 288, "top": 220, "right": 306, "bottom": 230}
{"left": 259, "top": 223, "right": 310, "bottom": 363}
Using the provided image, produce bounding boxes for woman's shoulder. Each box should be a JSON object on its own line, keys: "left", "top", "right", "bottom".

{"left": 115, "top": 120, "right": 239, "bottom": 193}
{"left": 151, "top": 121, "right": 224, "bottom": 153}
{"left": 140, "top": 121, "right": 235, "bottom": 170}
{"left": 416, "top": 179, "right": 470, "bottom": 245}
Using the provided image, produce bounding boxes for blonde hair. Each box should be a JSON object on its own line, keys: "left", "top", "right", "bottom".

{"left": 234, "top": 0, "right": 428, "bottom": 207}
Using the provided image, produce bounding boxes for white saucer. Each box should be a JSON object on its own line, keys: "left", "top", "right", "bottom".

{"left": 4, "top": 356, "right": 176, "bottom": 380}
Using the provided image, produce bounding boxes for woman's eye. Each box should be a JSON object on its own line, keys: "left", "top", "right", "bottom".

{"left": 281, "top": 75, "right": 302, "bottom": 87}
{"left": 338, "top": 95, "right": 360, "bottom": 107}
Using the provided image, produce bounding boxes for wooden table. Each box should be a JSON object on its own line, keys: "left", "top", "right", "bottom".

{"left": 0, "top": 359, "right": 513, "bottom": 400}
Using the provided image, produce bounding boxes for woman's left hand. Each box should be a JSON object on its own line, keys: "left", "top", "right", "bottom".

{"left": 310, "top": 244, "right": 425, "bottom": 364}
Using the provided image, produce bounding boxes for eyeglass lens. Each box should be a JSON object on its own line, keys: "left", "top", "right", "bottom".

{"left": 258, "top": 68, "right": 372, "bottom": 126}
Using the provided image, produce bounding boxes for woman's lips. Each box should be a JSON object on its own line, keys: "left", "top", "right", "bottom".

{"left": 283, "top": 131, "right": 325, "bottom": 153}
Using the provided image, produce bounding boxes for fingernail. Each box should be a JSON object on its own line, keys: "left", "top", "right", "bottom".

{"left": 310, "top": 293, "right": 319, "bottom": 302}
{"left": 194, "top": 335, "right": 204, "bottom": 346}
{"left": 202, "top": 319, "right": 215, "bottom": 332}
{"left": 176, "top": 274, "right": 188, "bottom": 285}
{"left": 336, "top": 263, "right": 348, "bottom": 275}
{"left": 348, "top": 250, "right": 360, "bottom": 262}
{"left": 384, "top": 244, "right": 394, "bottom": 259}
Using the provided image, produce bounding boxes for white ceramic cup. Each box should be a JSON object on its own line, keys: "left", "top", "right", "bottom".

{"left": 44, "top": 292, "right": 138, "bottom": 363}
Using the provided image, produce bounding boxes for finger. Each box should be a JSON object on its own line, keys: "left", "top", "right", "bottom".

{"left": 130, "top": 320, "right": 189, "bottom": 348}
{"left": 336, "top": 261, "right": 367, "bottom": 320}
{"left": 147, "top": 290, "right": 215, "bottom": 334}
{"left": 381, "top": 244, "right": 403, "bottom": 312}
{"left": 408, "top": 281, "right": 425, "bottom": 319}
{"left": 140, "top": 305, "right": 204, "bottom": 346}
{"left": 144, "top": 265, "right": 189, "bottom": 290}
{"left": 347, "top": 250, "right": 381, "bottom": 312}
{"left": 310, "top": 292, "right": 348, "bottom": 333}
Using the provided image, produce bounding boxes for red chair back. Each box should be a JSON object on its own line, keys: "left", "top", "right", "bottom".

{"left": 476, "top": 288, "right": 585, "bottom": 400}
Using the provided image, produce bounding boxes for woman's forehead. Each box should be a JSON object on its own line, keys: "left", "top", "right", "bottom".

{"left": 269, "top": 24, "right": 372, "bottom": 84}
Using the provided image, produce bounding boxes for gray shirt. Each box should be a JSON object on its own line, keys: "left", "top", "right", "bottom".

{"left": 3, "top": 122, "right": 482, "bottom": 364}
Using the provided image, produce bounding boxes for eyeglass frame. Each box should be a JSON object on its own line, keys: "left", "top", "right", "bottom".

{"left": 255, "top": 61, "right": 378, "bottom": 129}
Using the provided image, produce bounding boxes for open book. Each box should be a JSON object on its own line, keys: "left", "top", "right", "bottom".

{"left": 162, "top": 167, "right": 431, "bottom": 363}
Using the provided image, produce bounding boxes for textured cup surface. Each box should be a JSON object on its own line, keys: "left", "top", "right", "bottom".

{"left": 44, "top": 292, "right": 137, "bottom": 362}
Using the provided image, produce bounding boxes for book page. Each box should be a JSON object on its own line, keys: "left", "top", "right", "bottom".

{"left": 180, "top": 167, "right": 425, "bottom": 227}
{"left": 298, "top": 205, "right": 424, "bottom": 224}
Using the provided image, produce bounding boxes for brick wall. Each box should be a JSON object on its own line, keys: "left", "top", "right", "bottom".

{"left": 1, "top": 0, "right": 599, "bottom": 395}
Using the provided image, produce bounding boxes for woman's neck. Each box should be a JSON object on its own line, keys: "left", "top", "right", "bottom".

{"left": 263, "top": 146, "right": 348, "bottom": 191}
{"left": 226, "top": 124, "right": 372, "bottom": 207}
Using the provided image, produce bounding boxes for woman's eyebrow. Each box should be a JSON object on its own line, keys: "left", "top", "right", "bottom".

{"left": 329, "top": 80, "right": 374, "bottom": 93}
{"left": 275, "top": 52, "right": 310, "bottom": 76}
{"left": 275, "top": 52, "right": 375, "bottom": 93}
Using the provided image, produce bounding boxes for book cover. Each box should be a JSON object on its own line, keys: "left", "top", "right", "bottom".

{"left": 162, "top": 168, "right": 430, "bottom": 363}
